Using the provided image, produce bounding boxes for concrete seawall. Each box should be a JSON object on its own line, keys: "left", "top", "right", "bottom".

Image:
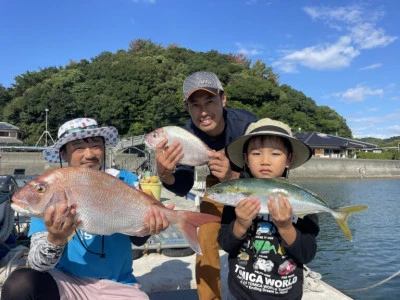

{"left": 0, "top": 152, "right": 59, "bottom": 175}
{"left": 0, "top": 152, "right": 399, "bottom": 178}
{"left": 290, "top": 157, "right": 400, "bottom": 178}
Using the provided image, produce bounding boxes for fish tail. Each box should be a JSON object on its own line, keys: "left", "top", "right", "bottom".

{"left": 333, "top": 205, "right": 368, "bottom": 241}
{"left": 175, "top": 211, "right": 220, "bottom": 255}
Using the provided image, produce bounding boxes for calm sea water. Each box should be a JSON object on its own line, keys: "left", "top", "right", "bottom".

{"left": 292, "top": 178, "right": 400, "bottom": 300}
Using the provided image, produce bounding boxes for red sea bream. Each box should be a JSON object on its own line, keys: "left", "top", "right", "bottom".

{"left": 144, "top": 126, "right": 211, "bottom": 166}
{"left": 11, "top": 167, "right": 220, "bottom": 254}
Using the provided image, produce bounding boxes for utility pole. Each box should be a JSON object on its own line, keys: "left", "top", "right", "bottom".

{"left": 35, "top": 108, "right": 55, "bottom": 147}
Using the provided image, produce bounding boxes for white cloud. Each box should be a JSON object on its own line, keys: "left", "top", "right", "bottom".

{"left": 246, "top": 0, "right": 272, "bottom": 6}
{"left": 333, "top": 85, "right": 383, "bottom": 102}
{"left": 351, "top": 23, "right": 397, "bottom": 49}
{"left": 235, "top": 42, "right": 263, "bottom": 56}
{"left": 245, "top": 0, "right": 258, "bottom": 5}
{"left": 274, "top": 5, "right": 397, "bottom": 73}
{"left": 352, "top": 123, "right": 400, "bottom": 138}
{"left": 131, "top": 0, "right": 155, "bottom": 4}
{"left": 359, "top": 63, "right": 382, "bottom": 71}
{"left": 274, "top": 36, "right": 359, "bottom": 72}
{"left": 272, "top": 61, "right": 298, "bottom": 73}
{"left": 388, "top": 124, "right": 400, "bottom": 135}
{"left": 349, "top": 112, "right": 400, "bottom": 138}
{"left": 303, "top": 5, "right": 363, "bottom": 25}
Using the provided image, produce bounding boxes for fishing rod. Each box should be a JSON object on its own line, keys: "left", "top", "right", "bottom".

{"left": 342, "top": 268, "right": 400, "bottom": 293}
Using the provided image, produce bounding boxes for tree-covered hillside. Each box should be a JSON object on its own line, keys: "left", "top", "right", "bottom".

{"left": 359, "top": 136, "right": 400, "bottom": 148}
{"left": 1, "top": 39, "right": 352, "bottom": 145}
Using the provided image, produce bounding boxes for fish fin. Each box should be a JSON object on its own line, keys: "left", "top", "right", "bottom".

{"left": 55, "top": 188, "right": 76, "bottom": 231}
{"left": 334, "top": 205, "right": 368, "bottom": 241}
{"left": 55, "top": 205, "right": 73, "bottom": 231}
{"left": 296, "top": 213, "right": 307, "bottom": 218}
{"left": 240, "top": 192, "right": 253, "bottom": 198}
{"left": 64, "top": 187, "right": 75, "bottom": 207}
{"left": 174, "top": 211, "right": 220, "bottom": 255}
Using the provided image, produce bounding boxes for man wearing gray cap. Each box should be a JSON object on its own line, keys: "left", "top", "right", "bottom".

{"left": 155, "top": 71, "right": 258, "bottom": 299}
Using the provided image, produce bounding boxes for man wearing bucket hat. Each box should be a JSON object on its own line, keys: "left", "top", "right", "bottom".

{"left": 2, "top": 118, "right": 171, "bottom": 300}
{"left": 218, "top": 118, "right": 319, "bottom": 300}
{"left": 155, "top": 71, "right": 258, "bottom": 299}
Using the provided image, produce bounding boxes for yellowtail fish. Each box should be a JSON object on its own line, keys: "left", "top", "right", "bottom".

{"left": 11, "top": 167, "right": 220, "bottom": 254}
{"left": 206, "top": 178, "right": 368, "bottom": 241}
{"left": 144, "top": 126, "right": 211, "bottom": 166}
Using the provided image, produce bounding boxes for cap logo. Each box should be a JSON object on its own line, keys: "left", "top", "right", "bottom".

{"left": 250, "top": 125, "right": 290, "bottom": 136}
{"left": 198, "top": 79, "right": 211, "bottom": 85}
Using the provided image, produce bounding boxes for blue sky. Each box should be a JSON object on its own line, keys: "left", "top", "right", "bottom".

{"left": 1, "top": 0, "right": 399, "bottom": 139}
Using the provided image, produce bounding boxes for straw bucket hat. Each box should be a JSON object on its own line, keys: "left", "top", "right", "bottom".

{"left": 43, "top": 118, "right": 119, "bottom": 163}
{"left": 226, "top": 118, "right": 312, "bottom": 170}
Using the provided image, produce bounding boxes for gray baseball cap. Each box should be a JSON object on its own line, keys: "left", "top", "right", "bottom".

{"left": 183, "top": 71, "right": 224, "bottom": 102}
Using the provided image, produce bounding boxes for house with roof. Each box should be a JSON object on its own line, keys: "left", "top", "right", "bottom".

{"left": 0, "top": 122, "right": 23, "bottom": 145}
{"left": 294, "top": 132, "right": 379, "bottom": 158}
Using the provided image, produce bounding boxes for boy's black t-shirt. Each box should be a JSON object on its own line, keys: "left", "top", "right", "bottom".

{"left": 219, "top": 206, "right": 319, "bottom": 300}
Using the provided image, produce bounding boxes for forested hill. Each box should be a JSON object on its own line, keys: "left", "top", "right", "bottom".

{"left": 0, "top": 39, "right": 352, "bottom": 145}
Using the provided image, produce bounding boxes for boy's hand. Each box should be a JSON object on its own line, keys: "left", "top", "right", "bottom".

{"left": 268, "top": 194, "right": 296, "bottom": 245}
{"left": 233, "top": 198, "right": 261, "bottom": 238}
{"left": 267, "top": 193, "right": 293, "bottom": 229}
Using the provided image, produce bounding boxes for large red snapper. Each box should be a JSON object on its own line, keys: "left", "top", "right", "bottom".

{"left": 144, "top": 126, "right": 211, "bottom": 166}
{"left": 11, "top": 167, "right": 220, "bottom": 254}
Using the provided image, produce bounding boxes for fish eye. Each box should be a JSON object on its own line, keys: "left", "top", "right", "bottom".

{"left": 152, "top": 132, "right": 159, "bottom": 138}
{"left": 34, "top": 184, "right": 46, "bottom": 193}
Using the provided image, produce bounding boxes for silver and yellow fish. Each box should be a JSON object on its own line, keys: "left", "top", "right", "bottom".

{"left": 206, "top": 178, "right": 368, "bottom": 241}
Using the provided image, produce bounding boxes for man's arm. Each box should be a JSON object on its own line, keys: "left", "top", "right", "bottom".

{"left": 162, "top": 165, "right": 195, "bottom": 196}
{"left": 28, "top": 232, "right": 66, "bottom": 271}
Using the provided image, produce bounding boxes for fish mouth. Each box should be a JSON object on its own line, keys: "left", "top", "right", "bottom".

{"left": 206, "top": 193, "right": 216, "bottom": 201}
{"left": 10, "top": 202, "right": 31, "bottom": 215}
{"left": 11, "top": 197, "right": 40, "bottom": 217}
{"left": 144, "top": 136, "right": 153, "bottom": 148}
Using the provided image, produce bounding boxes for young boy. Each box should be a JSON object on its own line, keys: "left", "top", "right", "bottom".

{"left": 218, "top": 118, "right": 319, "bottom": 300}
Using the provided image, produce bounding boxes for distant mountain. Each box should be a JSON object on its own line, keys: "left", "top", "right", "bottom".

{"left": 358, "top": 136, "right": 400, "bottom": 147}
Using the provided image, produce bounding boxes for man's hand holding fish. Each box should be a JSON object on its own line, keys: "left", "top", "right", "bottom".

{"left": 44, "top": 203, "right": 81, "bottom": 246}
{"left": 154, "top": 136, "right": 183, "bottom": 185}
{"left": 144, "top": 205, "right": 175, "bottom": 235}
{"left": 208, "top": 149, "right": 239, "bottom": 182}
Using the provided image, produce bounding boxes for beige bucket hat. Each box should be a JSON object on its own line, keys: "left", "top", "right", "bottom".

{"left": 226, "top": 118, "right": 312, "bottom": 170}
